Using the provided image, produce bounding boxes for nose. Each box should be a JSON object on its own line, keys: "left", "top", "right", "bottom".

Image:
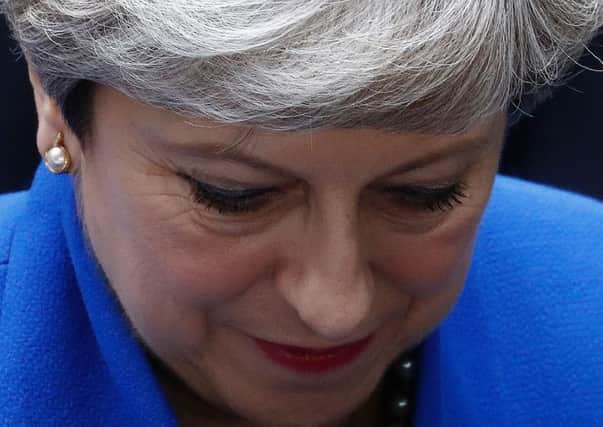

{"left": 276, "top": 199, "right": 375, "bottom": 343}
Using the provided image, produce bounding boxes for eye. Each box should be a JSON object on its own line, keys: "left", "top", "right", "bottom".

{"left": 382, "top": 182, "right": 468, "bottom": 212}
{"left": 182, "top": 174, "right": 276, "bottom": 215}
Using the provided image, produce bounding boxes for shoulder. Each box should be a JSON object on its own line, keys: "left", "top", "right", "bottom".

{"left": 487, "top": 174, "right": 602, "bottom": 227}
{"left": 464, "top": 175, "right": 603, "bottom": 341}
{"left": 474, "top": 175, "right": 602, "bottom": 279}
{"left": 466, "top": 175, "right": 603, "bottom": 320}
{"left": 438, "top": 177, "right": 603, "bottom": 424}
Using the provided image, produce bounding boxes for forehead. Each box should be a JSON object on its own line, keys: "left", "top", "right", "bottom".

{"left": 93, "top": 85, "right": 506, "bottom": 179}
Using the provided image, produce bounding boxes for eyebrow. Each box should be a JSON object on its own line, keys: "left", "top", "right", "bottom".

{"left": 148, "top": 129, "right": 491, "bottom": 179}
{"left": 378, "top": 136, "right": 492, "bottom": 178}
{"left": 160, "top": 139, "right": 295, "bottom": 177}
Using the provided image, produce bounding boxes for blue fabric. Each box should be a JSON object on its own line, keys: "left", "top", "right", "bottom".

{"left": 0, "top": 191, "right": 28, "bottom": 309}
{"left": 415, "top": 178, "right": 603, "bottom": 427}
{"left": 1, "top": 165, "right": 602, "bottom": 426}
{"left": 0, "top": 166, "right": 176, "bottom": 427}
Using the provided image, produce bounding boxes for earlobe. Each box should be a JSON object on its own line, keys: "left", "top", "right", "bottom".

{"left": 27, "top": 63, "right": 82, "bottom": 174}
{"left": 43, "top": 131, "right": 72, "bottom": 174}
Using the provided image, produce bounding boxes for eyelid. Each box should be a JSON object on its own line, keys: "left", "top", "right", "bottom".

{"left": 182, "top": 174, "right": 279, "bottom": 218}
{"left": 381, "top": 182, "right": 460, "bottom": 195}
{"left": 177, "top": 171, "right": 275, "bottom": 192}
{"left": 194, "top": 179, "right": 276, "bottom": 197}
{"left": 379, "top": 181, "right": 468, "bottom": 211}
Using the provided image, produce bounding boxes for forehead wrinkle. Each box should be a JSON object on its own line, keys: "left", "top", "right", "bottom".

{"left": 179, "top": 118, "right": 257, "bottom": 156}
{"left": 139, "top": 126, "right": 295, "bottom": 178}
{"left": 137, "top": 117, "right": 501, "bottom": 184}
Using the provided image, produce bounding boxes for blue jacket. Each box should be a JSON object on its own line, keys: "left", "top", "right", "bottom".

{"left": 1, "top": 165, "right": 602, "bottom": 426}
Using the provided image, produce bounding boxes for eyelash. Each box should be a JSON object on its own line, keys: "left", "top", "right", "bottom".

{"left": 382, "top": 182, "right": 468, "bottom": 212}
{"left": 185, "top": 176, "right": 276, "bottom": 214}
{"left": 184, "top": 175, "right": 467, "bottom": 215}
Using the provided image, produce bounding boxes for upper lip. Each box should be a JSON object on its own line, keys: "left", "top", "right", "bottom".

{"left": 253, "top": 334, "right": 374, "bottom": 352}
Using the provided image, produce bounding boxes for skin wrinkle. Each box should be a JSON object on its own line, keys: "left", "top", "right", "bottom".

{"left": 10, "top": 2, "right": 600, "bottom": 425}
{"left": 55, "top": 84, "right": 507, "bottom": 427}
{"left": 141, "top": 130, "right": 494, "bottom": 184}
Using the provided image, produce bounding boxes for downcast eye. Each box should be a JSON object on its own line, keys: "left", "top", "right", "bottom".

{"left": 382, "top": 182, "right": 468, "bottom": 212}
{"left": 184, "top": 175, "right": 276, "bottom": 214}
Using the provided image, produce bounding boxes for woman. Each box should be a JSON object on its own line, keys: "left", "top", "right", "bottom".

{"left": 1, "top": 1, "right": 602, "bottom": 426}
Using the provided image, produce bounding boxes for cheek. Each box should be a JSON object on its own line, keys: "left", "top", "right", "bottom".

{"left": 80, "top": 166, "right": 278, "bottom": 354}
{"left": 82, "top": 156, "right": 271, "bottom": 304}
{"left": 89, "top": 197, "right": 275, "bottom": 310}
{"left": 374, "top": 212, "right": 482, "bottom": 346}
{"left": 120, "top": 228, "right": 276, "bottom": 355}
{"left": 143, "top": 230, "right": 275, "bottom": 307}
{"left": 375, "top": 216, "right": 479, "bottom": 296}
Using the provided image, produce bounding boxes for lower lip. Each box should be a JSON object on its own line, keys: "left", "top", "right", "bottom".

{"left": 254, "top": 335, "right": 373, "bottom": 374}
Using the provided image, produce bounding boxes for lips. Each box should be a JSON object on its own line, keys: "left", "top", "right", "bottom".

{"left": 254, "top": 335, "right": 373, "bottom": 374}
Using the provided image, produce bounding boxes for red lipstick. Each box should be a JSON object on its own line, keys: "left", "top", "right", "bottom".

{"left": 254, "top": 335, "right": 373, "bottom": 374}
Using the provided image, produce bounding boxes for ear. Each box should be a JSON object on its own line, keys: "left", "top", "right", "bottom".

{"left": 28, "top": 64, "right": 82, "bottom": 173}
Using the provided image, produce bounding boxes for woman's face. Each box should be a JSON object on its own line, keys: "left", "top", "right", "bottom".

{"left": 79, "top": 86, "right": 505, "bottom": 426}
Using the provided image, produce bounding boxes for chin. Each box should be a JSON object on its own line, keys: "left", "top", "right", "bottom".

{"left": 242, "top": 409, "right": 349, "bottom": 427}
{"left": 227, "top": 383, "right": 377, "bottom": 427}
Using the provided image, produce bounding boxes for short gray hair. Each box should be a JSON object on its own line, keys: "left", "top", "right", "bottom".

{"left": 2, "top": 0, "right": 602, "bottom": 134}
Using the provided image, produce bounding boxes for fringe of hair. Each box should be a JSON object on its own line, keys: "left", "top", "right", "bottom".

{"left": 2, "top": 0, "right": 602, "bottom": 133}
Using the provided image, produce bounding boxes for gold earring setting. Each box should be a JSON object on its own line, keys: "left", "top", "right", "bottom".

{"left": 44, "top": 132, "right": 72, "bottom": 174}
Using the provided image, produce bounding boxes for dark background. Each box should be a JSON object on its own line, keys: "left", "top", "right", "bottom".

{"left": 1, "top": 16, "right": 601, "bottom": 200}
{"left": 1, "top": 15, "right": 39, "bottom": 193}
{"left": 502, "top": 31, "right": 603, "bottom": 200}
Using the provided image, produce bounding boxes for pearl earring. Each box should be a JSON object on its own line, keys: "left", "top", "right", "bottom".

{"left": 44, "top": 131, "right": 72, "bottom": 174}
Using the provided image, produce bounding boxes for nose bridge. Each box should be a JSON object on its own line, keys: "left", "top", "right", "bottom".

{"left": 277, "top": 190, "right": 374, "bottom": 342}
{"left": 312, "top": 205, "right": 362, "bottom": 286}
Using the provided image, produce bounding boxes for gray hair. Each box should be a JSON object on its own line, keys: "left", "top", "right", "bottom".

{"left": 2, "top": 0, "right": 602, "bottom": 134}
